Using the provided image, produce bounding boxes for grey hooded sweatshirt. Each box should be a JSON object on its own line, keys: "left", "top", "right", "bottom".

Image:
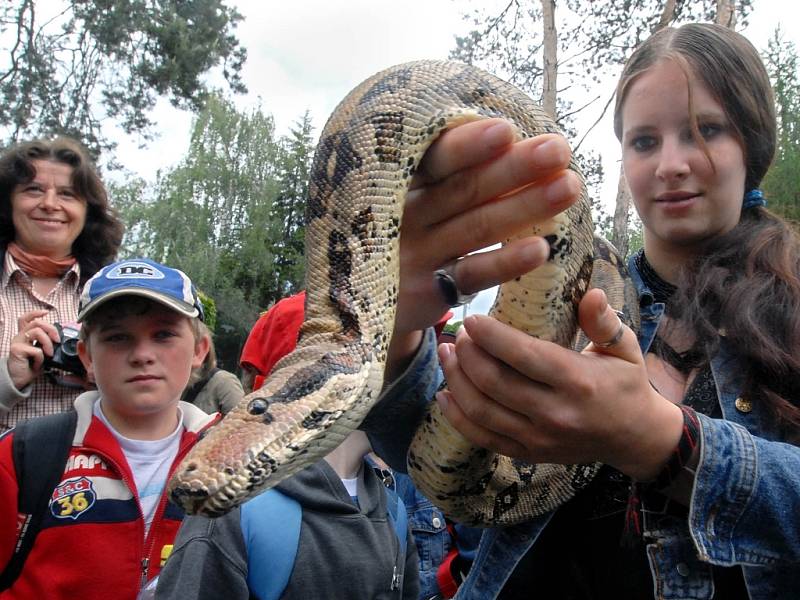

{"left": 155, "top": 458, "right": 420, "bottom": 600}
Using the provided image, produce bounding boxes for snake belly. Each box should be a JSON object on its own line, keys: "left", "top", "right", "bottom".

{"left": 167, "top": 60, "right": 627, "bottom": 522}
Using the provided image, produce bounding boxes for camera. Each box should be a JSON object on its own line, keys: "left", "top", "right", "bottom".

{"left": 43, "top": 323, "right": 86, "bottom": 376}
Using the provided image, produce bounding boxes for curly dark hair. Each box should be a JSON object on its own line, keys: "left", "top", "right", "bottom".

{"left": 0, "top": 137, "right": 124, "bottom": 281}
{"left": 678, "top": 212, "right": 800, "bottom": 432}
{"left": 615, "top": 23, "right": 800, "bottom": 431}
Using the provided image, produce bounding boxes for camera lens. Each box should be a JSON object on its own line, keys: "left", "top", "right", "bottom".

{"left": 63, "top": 338, "right": 79, "bottom": 356}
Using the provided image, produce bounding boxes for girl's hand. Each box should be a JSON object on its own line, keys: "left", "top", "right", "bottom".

{"left": 436, "top": 288, "right": 684, "bottom": 481}
{"left": 387, "top": 119, "right": 581, "bottom": 375}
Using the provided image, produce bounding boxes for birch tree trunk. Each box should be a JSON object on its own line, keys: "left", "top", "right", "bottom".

{"left": 611, "top": 171, "right": 632, "bottom": 256}
{"left": 540, "top": 0, "right": 557, "bottom": 119}
{"left": 716, "top": 0, "right": 736, "bottom": 28}
{"left": 654, "top": 0, "right": 677, "bottom": 31}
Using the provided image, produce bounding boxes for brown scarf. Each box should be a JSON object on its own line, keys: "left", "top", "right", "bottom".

{"left": 7, "top": 242, "right": 77, "bottom": 278}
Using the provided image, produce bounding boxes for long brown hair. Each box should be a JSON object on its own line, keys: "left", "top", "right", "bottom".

{"left": 615, "top": 23, "right": 800, "bottom": 430}
{"left": 0, "top": 137, "right": 124, "bottom": 281}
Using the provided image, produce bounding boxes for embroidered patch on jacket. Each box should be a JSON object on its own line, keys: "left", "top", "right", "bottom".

{"left": 50, "top": 476, "right": 97, "bottom": 520}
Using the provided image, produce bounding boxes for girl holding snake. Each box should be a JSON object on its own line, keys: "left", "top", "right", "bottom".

{"left": 376, "top": 23, "right": 800, "bottom": 599}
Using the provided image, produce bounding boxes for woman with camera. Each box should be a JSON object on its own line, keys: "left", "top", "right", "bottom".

{"left": 0, "top": 138, "right": 123, "bottom": 432}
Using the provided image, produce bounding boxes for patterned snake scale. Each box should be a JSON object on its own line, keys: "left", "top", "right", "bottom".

{"left": 168, "top": 60, "right": 639, "bottom": 525}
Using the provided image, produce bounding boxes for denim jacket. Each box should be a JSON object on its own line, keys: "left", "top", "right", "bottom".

{"left": 452, "top": 256, "right": 800, "bottom": 599}
{"left": 394, "top": 472, "right": 452, "bottom": 599}
{"left": 366, "top": 328, "right": 483, "bottom": 599}
{"left": 393, "top": 472, "right": 483, "bottom": 600}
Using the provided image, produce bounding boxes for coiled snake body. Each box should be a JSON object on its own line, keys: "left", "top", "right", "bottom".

{"left": 168, "top": 60, "right": 638, "bottom": 525}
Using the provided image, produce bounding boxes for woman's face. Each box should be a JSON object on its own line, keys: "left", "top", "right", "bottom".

{"left": 620, "top": 59, "right": 746, "bottom": 260}
{"left": 11, "top": 160, "right": 87, "bottom": 259}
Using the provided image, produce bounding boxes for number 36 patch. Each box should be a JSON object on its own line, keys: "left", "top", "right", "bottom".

{"left": 50, "top": 476, "right": 97, "bottom": 520}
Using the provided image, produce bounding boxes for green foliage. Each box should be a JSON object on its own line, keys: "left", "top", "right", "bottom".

{"left": 264, "top": 112, "right": 314, "bottom": 300}
{"left": 197, "top": 291, "right": 218, "bottom": 332}
{"left": 626, "top": 215, "right": 644, "bottom": 259}
{"left": 762, "top": 28, "right": 800, "bottom": 224}
{"left": 0, "top": 0, "right": 246, "bottom": 159}
{"left": 443, "top": 321, "right": 462, "bottom": 335}
{"left": 113, "top": 94, "right": 315, "bottom": 368}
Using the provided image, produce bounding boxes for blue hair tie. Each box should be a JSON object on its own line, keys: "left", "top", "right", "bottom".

{"left": 743, "top": 189, "right": 766, "bottom": 209}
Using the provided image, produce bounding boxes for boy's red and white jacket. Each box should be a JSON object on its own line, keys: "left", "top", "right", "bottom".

{"left": 0, "top": 391, "right": 220, "bottom": 600}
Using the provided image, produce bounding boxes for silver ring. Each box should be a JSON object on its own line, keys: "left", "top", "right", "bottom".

{"left": 595, "top": 311, "right": 625, "bottom": 348}
{"left": 434, "top": 259, "right": 478, "bottom": 308}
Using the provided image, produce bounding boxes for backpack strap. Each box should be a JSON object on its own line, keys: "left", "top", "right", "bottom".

{"left": 182, "top": 367, "right": 219, "bottom": 405}
{"left": 241, "top": 488, "right": 301, "bottom": 600}
{"left": 367, "top": 459, "right": 408, "bottom": 555}
{"left": 384, "top": 486, "right": 408, "bottom": 556}
{"left": 0, "top": 410, "right": 78, "bottom": 590}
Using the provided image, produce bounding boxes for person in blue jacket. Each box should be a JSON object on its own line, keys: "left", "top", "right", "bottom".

{"left": 393, "top": 471, "right": 481, "bottom": 600}
{"left": 372, "top": 23, "right": 800, "bottom": 600}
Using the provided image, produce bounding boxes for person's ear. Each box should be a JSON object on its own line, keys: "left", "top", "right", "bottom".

{"left": 193, "top": 334, "right": 211, "bottom": 369}
{"left": 77, "top": 339, "right": 94, "bottom": 380}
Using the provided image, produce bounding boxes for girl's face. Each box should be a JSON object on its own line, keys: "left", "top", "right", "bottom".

{"left": 620, "top": 59, "right": 746, "bottom": 261}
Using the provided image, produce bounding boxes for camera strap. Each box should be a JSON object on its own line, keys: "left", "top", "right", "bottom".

{"left": 44, "top": 370, "right": 87, "bottom": 390}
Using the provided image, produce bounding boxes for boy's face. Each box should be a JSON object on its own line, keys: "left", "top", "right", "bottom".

{"left": 78, "top": 303, "right": 208, "bottom": 428}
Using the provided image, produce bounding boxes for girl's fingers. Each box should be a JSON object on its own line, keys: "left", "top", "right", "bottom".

{"left": 410, "top": 119, "right": 517, "bottom": 188}
{"left": 579, "top": 288, "right": 641, "bottom": 363}
{"left": 419, "top": 171, "right": 580, "bottom": 261}
{"left": 459, "top": 315, "right": 582, "bottom": 390}
{"left": 435, "top": 388, "right": 529, "bottom": 458}
{"left": 439, "top": 237, "right": 550, "bottom": 298}
{"left": 407, "top": 132, "right": 577, "bottom": 233}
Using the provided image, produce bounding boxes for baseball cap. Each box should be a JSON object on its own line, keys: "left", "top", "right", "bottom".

{"left": 78, "top": 258, "right": 204, "bottom": 322}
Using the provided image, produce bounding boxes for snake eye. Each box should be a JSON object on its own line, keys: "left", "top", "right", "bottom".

{"left": 248, "top": 398, "right": 268, "bottom": 415}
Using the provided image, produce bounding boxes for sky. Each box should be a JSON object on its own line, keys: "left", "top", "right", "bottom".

{"left": 113, "top": 0, "right": 798, "bottom": 319}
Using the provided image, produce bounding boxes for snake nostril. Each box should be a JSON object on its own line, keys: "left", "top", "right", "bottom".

{"left": 248, "top": 398, "right": 268, "bottom": 415}
{"left": 184, "top": 463, "right": 197, "bottom": 473}
{"left": 224, "top": 467, "right": 235, "bottom": 476}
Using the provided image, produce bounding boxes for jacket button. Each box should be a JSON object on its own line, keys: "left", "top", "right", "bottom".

{"left": 676, "top": 562, "right": 690, "bottom": 577}
{"left": 432, "top": 516, "right": 442, "bottom": 528}
{"left": 735, "top": 397, "right": 752, "bottom": 413}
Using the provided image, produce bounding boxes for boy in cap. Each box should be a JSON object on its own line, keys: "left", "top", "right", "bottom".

{"left": 0, "top": 258, "right": 219, "bottom": 600}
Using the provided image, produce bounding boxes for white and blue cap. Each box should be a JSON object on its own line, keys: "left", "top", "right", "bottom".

{"left": 78, "top": 258, "right": 204, "bottom": 322}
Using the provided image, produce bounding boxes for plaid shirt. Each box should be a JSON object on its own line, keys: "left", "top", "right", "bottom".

{"left": 0, "top": 252, "right": 82, "bottom": 432}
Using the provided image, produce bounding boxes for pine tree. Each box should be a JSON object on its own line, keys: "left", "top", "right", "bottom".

{"left": 0, "top": 0, "right": 246, "bottom": 159}
{"left": 762, "top": 28, "right": 800, "bottom": 223}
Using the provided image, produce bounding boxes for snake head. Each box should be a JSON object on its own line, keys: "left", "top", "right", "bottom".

{"left": 168, "top": 351, "right": 369, "bottom": 516}
{"left": 167, "top": 394, "right": 289, "bottom": 516}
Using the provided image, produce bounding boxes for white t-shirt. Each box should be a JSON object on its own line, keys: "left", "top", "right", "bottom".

{"left": 94, "top": 400, "right": 183, "bottom": 537}
{"left": 342, "top": 474, "right": 360, "bottom": 498}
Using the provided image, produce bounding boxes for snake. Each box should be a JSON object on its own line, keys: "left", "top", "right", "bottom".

{"left": 167, "top": 60, "right": 638, "bottom": 525}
